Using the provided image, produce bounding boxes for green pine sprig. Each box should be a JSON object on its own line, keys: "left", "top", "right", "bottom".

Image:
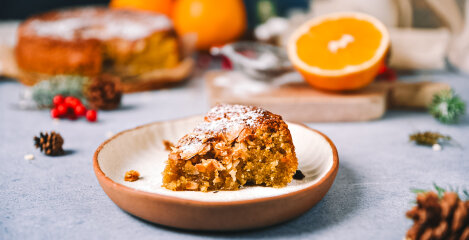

{"left": 433, "top": 183, "right": 446, "bottom": 198}
{"left": 31, "top": 75, "right": 88, "bottom": 107}
{"left": 409, "top": 131, "right": 451, "bottom": 146}
{"left": 429, "top": 89, "right": 466, "bottom": 124}
{"left": 411, "top": 183, "right": 468, "bottom": 200}
{"left": 410, "top": 188, "right": 427, "bottom": 194}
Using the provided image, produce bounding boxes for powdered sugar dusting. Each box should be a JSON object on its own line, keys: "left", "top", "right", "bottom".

{"left": 198, "top": 104, "right": 267, "bottom": 133}
{"left": 26, "top": 7, "right": 172, "bottom": 41}
{"left": 177, "top": 105, "right": 274, "bottom": 153}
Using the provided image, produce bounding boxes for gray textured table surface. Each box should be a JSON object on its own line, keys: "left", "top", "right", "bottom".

{"left": 1, "top": 70, "right": 468, "bottom": 240}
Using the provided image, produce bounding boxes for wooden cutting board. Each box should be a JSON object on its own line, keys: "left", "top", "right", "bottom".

{"left": 205, "top": 70, "right": 450, "bottom": 122}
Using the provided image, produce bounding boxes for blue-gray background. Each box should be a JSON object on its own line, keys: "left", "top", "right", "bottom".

{"left": 1, "top": 66, "right": 468, "bottom": 239}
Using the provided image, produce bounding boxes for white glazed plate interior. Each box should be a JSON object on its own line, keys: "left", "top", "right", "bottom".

{"left": 98, "top": 116, "right": 334, "bottom": 202}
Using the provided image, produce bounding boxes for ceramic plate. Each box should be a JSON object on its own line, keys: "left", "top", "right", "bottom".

{"left": 94, "top": 116, "right": 339, "bottom": 231}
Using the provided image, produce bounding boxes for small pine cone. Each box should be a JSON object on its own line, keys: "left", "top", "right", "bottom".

{"left": 461, "top": 227, "right": 469, "bottom": 240}
{"left": 452, "top": 200, "right": 468, "bottom": 233}
{"left": 441, "top": 192, "right": 459, "bottom": 220}
{"left": 406, "top": 191, "right": 469, "bottom": 240}
{"left": 85, "top": 74, "right": 122, "bottom": 110}
{"left": 34, "top": 131, "right": 64, "bottom": 156}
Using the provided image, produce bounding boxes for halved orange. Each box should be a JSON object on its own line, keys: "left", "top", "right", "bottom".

{"left": 287, "top": 12, "right": 390, "bottom": 91}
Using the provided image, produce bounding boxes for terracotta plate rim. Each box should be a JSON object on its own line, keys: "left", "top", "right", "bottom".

{"left": 93, "top": 115, "right": 339, "bottom": 207}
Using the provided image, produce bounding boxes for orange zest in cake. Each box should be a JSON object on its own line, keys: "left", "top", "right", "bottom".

{"left": 162, "top": 104, "right": 298, "bottom": 192}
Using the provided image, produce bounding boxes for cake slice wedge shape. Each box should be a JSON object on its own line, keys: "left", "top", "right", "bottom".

{"left": 162, "top": 104, "right": 298, "bottom": 192}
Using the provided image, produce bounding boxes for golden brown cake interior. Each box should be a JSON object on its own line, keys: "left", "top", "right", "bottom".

{"left": 103, "top": 31, "right": 179, "bottom": 77}
{"left": 162, "top": 104, "right": 298, "bottom": 192}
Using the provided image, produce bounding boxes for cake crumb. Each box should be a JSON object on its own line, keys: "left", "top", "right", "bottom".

{"left": 24, "top": 154, "right": 35, "bottom": 160}
{"left": 124, "top": 170, "right": 140, "bottom": 182}
{"left": 293, "top": 170, "right": 305, "bottom": 180}
{"left": 105, "top": 131, "right": 114, "bottom": 138}
{"left": 432, "top": 143, "right": 442, "bottom": 151}
{"left": 163, "top": 140, "right": 174, "bottom": 151}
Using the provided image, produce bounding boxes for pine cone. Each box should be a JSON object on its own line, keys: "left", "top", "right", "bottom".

{"left": 33, "top": 131, "right": 64, "bottom": 156}
{"left": 85, "top": 74, "right": 122, "bottom": 110}
{"left": 406, "top": 191, "right": 469, "bottom": 240}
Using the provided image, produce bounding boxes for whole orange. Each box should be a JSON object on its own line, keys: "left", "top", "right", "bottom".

{"left": 110, "top": 0, "right": 174, "bottom": 17}
{"left": 172, "top": 0, "right": 247, "bottom": 50}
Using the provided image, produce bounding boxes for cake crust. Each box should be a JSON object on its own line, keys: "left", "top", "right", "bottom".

{"left": 163, "top": 104, "right": 298, "bottom": 192}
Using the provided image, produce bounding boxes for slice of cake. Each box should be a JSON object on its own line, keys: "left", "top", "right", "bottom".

{"left": 162, "top": 104, "right": 298, "bottom": 192}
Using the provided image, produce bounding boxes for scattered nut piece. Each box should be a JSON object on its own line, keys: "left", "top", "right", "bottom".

{"left": 24, "top": 154, "right": 34, "bottom": 160}
{"left": 124, "top": 170, "right": 140, "bottom": 182}
{"left": 162, "top": 140, "right": 174, "bottom": 151}
{"left": 105, "top": 131, "right": 114, "bottom": 138}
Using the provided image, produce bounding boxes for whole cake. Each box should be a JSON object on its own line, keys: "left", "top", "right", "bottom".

{"left": 15, "top": 7, "right": 179, "bottom": 81}
{"left": 162, "top": 104, "right": 298, "bottom": 192}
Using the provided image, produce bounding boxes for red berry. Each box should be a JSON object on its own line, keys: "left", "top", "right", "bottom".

{"left": 377, "top": 64, "right": 397, "bottom": 82}
{"left": 50, "top": 108, "right": 60, "bottom": 118}
{"left": 221, "top": 56, "right": 232, "bottom": 70}
{"left": 65, "top": 96, "right": 80, "bottom": 108}
{"left": 52, "top": 95, "right": 64, "bottom": 106}
{"left": 74, "top": 104, "right": 87, "bottom": 116}
{"left": 86, "top": 110, "right": 97, "bottom": 122}
{"left": 64, "top": 96, "right": 74, "bottom": 104}
{"left": 378, "top": 64, "right": 388, "bottom": 74}
{"left": 57, "top": 104, "right": 68, "bottom": 117}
